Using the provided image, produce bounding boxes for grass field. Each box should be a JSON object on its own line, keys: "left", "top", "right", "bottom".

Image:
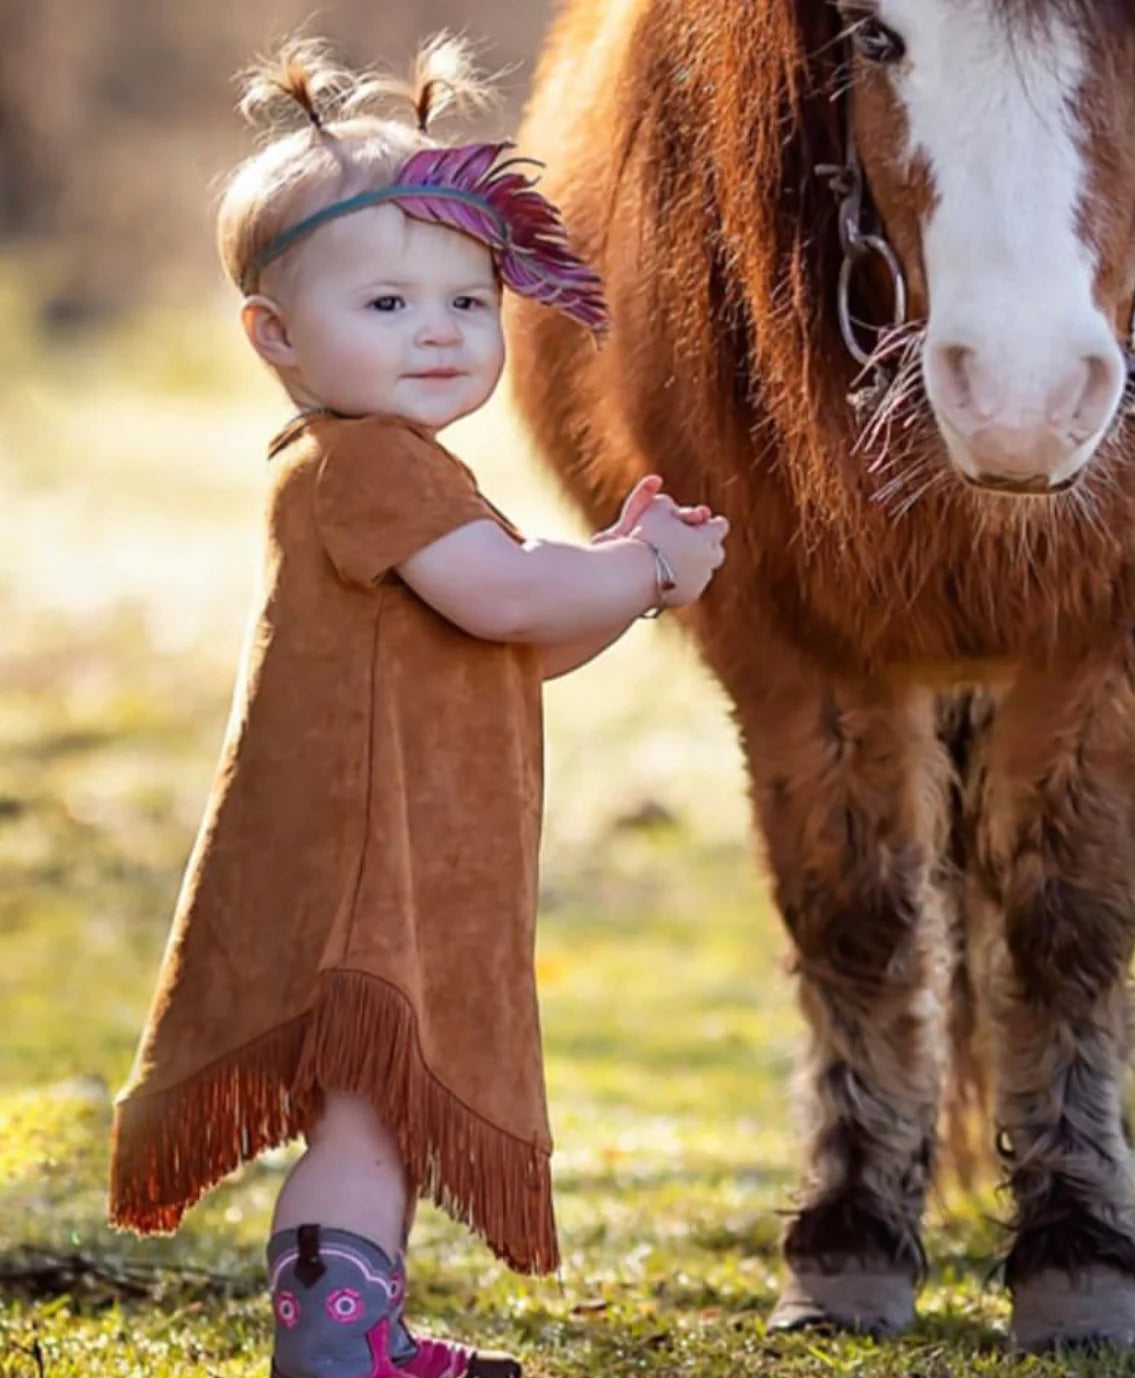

{"left": 1, "top": 301, "right": 1131, "bottom": 1376}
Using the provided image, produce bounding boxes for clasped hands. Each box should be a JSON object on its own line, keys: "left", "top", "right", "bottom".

{"left": 592, "top": 474, "right": 729, "bottom": 608}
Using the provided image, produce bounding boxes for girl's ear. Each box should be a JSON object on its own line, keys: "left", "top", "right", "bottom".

{"left": 241, "top": 295, "right": 297, "bottom": 368}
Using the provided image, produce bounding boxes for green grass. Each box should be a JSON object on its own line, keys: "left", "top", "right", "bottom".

{"left": 1, "top": 303, "right": 1129, "bottom": 1375}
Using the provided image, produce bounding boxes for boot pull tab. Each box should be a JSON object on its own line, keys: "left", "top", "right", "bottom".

{"left": 295, "top": 1223, "right": 327, "bottom": 1288}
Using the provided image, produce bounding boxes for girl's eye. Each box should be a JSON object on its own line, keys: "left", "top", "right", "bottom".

{"left": 847, "top": 11, "right": 905, "bottom": 64}
{"left": 453, "top": 296, "right": 485, "bottom": 312}
{"left": 369, "top": 295, "right": 405, "bottom": 312}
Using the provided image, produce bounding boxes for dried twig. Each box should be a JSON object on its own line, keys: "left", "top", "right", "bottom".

{"left": 0, "top": 1247, "right": 258, "bottom": 1307}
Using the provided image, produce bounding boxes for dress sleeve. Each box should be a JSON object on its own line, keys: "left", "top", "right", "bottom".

{"left": 314, "top": 421, "right": 500, "bottom": 588}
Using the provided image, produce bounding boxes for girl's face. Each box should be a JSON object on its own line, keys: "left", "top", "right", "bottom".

{"left": 249, "top": 204, "right": 505, "bottom": 432}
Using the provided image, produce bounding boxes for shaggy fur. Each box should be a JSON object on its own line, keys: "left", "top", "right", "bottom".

{"left": 509, "top": 0, "right": 1135, "bottom": 1342}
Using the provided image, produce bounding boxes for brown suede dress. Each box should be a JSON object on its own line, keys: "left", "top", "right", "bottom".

{"left": 108, "top": 412, "right": 555, "bottom": 1274}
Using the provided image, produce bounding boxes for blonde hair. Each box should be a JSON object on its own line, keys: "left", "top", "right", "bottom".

{"left": 216, "top": 34, "right": 495, "bottom": 295}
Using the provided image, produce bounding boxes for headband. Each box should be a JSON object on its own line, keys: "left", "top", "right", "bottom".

{"left": 248, "top": 141, "right": 608, "bottom": 335}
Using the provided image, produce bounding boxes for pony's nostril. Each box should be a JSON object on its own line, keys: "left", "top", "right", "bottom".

{"left": 930, "top": 338, "right": 1124, "bottom": 451}
{"left": 932, "top": 343, "right": 999, "bottom": 424}
{"left": 938, "top": 344, "right": 974, "bottom": 414}
{"left": 1070, "top": 353, "right": 1122, "bottom": 439}
{"left": 1044, "top": 359, "right": 1088, "bottom": 427}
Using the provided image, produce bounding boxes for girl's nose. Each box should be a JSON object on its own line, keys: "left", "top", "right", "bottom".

{"left": 416, "top": 311, "right": 462, "bottom": 346}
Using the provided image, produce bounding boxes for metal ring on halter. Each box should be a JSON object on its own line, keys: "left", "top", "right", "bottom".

{"left": 836, "top": 234, "right": 909, "bottom": 368}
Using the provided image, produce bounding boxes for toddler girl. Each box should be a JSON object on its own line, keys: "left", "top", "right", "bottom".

{"left": 109, "top": 35, "right": 728, "bottom": 1378}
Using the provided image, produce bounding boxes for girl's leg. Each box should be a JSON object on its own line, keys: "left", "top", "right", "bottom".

{"left": 273, "top": 1089, "right": 407, "bottom": 1255}
{"left": 267, "top": 1089, "right": 520, "bottom": 1378}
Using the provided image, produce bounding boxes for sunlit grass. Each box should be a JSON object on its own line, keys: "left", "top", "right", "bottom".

{"left": 1, "top": 304, "right": 1126, "bottom": 1374}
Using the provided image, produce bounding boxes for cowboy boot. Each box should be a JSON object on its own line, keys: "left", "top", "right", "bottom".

{"left": 268, "top": 1224, "right": 520, "bottom": 1378}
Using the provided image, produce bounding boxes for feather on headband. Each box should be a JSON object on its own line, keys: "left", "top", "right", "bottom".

{"left": 248, "top": 141, "right": 608, "bottom": 335}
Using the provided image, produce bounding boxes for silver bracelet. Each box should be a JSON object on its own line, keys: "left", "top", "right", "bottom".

{"left": 638, "top": 538, "right": 677, "bottom": 619}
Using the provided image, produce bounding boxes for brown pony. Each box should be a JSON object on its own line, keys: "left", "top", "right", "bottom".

{"left": 508, "top": 0, "right": 1135, "bottom": 1351}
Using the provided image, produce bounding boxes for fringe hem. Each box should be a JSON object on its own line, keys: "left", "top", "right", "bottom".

{"left": 108, "top": 969, "right": 558, "bottom": 1274}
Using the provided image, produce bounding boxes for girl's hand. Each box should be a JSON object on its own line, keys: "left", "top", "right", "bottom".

{"left": 591, "top": 475, "right": 662, "bottom": 545}
{"left": 635, "top": 504, "right": 729, "bottom": 608}
{"left": 592, "top": 475, "right": 712, "bottom": 544}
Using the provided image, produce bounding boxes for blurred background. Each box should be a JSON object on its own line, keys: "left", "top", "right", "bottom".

{"left": 0, "top": 4, "right": 1004, "bottom": 1374}
{"left": 0, "top": 0, "right": 553, "bottom": 326}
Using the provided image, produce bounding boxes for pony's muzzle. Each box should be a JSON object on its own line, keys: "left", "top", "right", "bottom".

{"left": 925, "top": 338, "right": 1124, "bottom": 493}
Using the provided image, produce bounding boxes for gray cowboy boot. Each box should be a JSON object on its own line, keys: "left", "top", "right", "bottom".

{"left": 268, "top": 1224, "right": 520, "bottom": 1377}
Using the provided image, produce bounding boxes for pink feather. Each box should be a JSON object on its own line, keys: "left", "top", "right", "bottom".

{"left": 389, "top": 142, "right": 609, "bottom": 336}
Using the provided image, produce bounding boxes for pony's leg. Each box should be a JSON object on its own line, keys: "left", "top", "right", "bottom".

{"left": 938, "top": 692, "right": 997, "bottom": 1190}
{"left": 743, "top": 674, "right": 951, "bottom": 1336}
{"left": 976, "top": 661, "right": 1135, "bottom": 1351}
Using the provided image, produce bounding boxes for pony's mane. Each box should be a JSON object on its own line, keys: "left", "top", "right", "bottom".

{"left": 612, "top": 0, "right": 854, "bottom": 534}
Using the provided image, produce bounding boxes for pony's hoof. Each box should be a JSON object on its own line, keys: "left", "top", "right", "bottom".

{"left": 1012, "top": 1266, "right": 1135, "bottom": 1352}
{"left": 767, "top": 1267, "right": 915, "bottom": 1337}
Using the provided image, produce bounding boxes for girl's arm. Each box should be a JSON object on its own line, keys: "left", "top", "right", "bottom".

{"left": 535, "top": 478, "right": 708, "bottom": 678}
{"left": 397, "top": 476, "right": 715, "bottom": 651}
{"left": 540, "top": 620, "right": 636, "bottom": 680}
{"left": 397, "top": 521, "right": 662, "bottom": 643}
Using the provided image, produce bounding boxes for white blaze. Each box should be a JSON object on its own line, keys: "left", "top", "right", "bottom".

{"left": 876, "top": 0, "right": 1123, "bottom": 486}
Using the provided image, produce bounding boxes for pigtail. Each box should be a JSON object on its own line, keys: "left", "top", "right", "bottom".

{"left": 411, "top": 34, "right": 496, "bottom": 132}
{"left": 237, "top": 33, "right": 495, "bottom": 140}
{"left": 237, "top": 38, "right": 353, "bottom": 135}
{"left": 341, "top": 33, "right": 496, "bottom": 134}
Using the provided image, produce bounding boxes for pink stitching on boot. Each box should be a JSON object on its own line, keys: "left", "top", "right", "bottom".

{"left": 275, "top": 1291, "right": 300, "bottom": 1330}
{"left": 395, "top": 1335, "right": 472, "bottom": 1378}
{"left": 362, "top": 1317, "right": 406, "bottom": 1377}
{"left": 327, "top": 1288, "right": 365, "bottom": 1324}
{"left": 361, "top": 1318, "right": 470, "bottom": 1378}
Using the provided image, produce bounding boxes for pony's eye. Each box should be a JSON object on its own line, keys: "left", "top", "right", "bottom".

{"left": 848, "top": 12, "right": 906, "bottom": 65}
